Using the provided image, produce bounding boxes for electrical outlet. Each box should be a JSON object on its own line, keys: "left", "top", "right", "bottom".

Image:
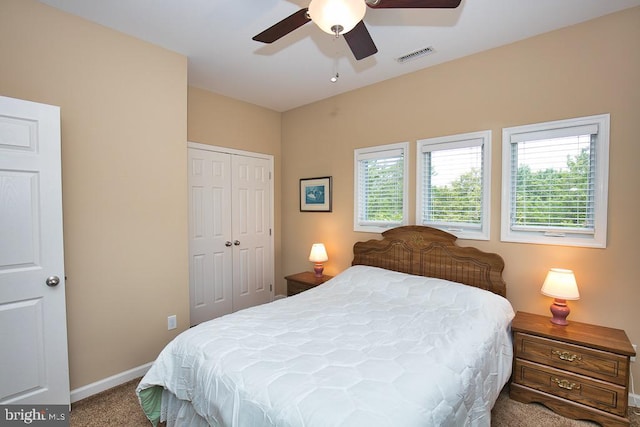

{"left": 167, "top": 315, "right": 177, "bottom": 330}
{"left": 632, "top": 344, "right": 637, "bottom": 363}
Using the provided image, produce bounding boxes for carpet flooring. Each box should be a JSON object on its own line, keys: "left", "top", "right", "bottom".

{"left": 70, "top": 378, "right": 640, "bottom": 426}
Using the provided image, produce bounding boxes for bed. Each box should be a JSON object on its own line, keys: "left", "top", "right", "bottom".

{"left": 137, "top": 226, "right": 514, "bottom": 426}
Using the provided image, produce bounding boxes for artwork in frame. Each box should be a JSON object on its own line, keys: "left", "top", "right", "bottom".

{"left": 300, "top": 176, "right": 332, "bottom": 212}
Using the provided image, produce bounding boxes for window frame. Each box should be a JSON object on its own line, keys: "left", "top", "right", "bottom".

{"left": 353, "top": 142, "right": 409, "bottom": 233}
{"left": 416, "top": 130, "right": 491, "bottom": 241}
{"left": 501, "top": 114, "right": 610, "bottom": 248}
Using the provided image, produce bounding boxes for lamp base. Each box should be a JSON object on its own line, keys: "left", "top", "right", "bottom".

{"left": 549, "top": 298, "right": 570, "bottom": 326}
{"left": 313, "top": 263, "right": 324, "bottom": 278}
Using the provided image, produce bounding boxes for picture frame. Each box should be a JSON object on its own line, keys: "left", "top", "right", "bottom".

{"left": 300, "top": 176, "right": 332, "bottom": 212}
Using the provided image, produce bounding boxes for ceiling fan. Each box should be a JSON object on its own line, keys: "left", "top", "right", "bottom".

{"left": 252, "top": 0, "right": 462, "bottom": 61}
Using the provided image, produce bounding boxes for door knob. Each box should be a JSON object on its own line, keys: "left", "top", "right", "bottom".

{"left": 234, "top": 240, "right": 240, "bottom": 246}
{"left": 46, "top": 276, "right": 60, "bottom": 287}
{"left": 225, "top": 241, "right": 232, "bottom": 247}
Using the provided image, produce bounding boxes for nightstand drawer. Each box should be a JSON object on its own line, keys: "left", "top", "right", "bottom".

{"left": 514, "top": 332, "right": 629, "bottom": 386}
{"left": 513, "top": 359, "right": 628, "bottom": 416}
{"left": 285, "top": 272, "right": 333, "bottom": 297}
{"left": 287, "top": 280, "right": 313, "bottom": 296}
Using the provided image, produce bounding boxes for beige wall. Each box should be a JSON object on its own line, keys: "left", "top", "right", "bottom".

{"left": 187, "top": 87, "right": 283, "bottom": 294}
{"left": 282, "top": 7, "right": 640, "bottom": 382}
{"left": 0, "top": 0, "right": 189, "bottom": 389}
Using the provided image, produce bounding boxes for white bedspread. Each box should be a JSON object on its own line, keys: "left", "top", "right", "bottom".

{"left": 137, "top": 265, "right": 514, "bottom": 427}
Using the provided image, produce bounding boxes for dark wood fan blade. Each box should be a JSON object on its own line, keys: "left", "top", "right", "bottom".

{"left": 366, "top": 0, "right": 461, "bottom": 8}
{"left": 252, "top": 8, "right": 311, "bottom": 43}
{"left": 343, "top": 21, "right": 378, "bottom": 60}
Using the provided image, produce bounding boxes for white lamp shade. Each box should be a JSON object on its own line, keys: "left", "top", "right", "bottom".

{"left": 541, "top": 268, "right": 580, "bottom": 300}
{"left": 308, "top": 243, "right": 329, "bottom": 263}
{"left": 308, "top": 0, "right": 366, "bottom": 35}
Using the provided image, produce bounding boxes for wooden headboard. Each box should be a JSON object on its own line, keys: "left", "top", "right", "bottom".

{"left": 352, "top": 226, "right": 506, "bottom": 297}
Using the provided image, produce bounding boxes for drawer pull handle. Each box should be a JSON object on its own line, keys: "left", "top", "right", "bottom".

{"left": 552, "top": 377, "right": 581, "bottom": 391}
{"left": 552, "top": 350, "right": 582, "bottom": 362}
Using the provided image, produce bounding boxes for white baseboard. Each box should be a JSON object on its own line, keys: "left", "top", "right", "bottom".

{"left": 630, "top": 391, "right": 640, "bottom": 409}
{"left": 70, "top": 362, "right": 153, "bottom": 403}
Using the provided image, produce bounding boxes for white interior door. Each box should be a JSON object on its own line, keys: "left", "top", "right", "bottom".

{"left": 0, "top": 96, "right": 70, "bottom": 405}
{"left": 231, "top": 155, "right": 272, "bottom": 311}
{"left": 188, "top": 149, "right": 233, "bottom": 326}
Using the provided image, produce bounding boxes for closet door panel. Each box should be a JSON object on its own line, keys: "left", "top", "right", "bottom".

{"left": 231, "top": 155, "right": 272, "bottom": 311}
{"left": 188, "top": 150, "right": 233, "bottom": 326}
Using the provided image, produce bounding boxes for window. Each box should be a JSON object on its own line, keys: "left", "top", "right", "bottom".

{"left": 354, "top": 142, "right": 409, "bottom": 232}
{"left": 501, "top": 114, "right": 609, "bottom": 247}
{"left": 416, "top": 131, "right": 491, "bottom": 240}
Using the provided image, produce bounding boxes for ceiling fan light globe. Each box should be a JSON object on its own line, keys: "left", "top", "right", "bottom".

{"left": 309, "top": 0, "right": 366, "bottom": 35}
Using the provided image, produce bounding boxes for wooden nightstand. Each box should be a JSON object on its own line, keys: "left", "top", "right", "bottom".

{"left": 285, "top": 271, "right": 333, "bottom": 296}
{"left": 510, "top": 311, "right": 636, "bottom": 427}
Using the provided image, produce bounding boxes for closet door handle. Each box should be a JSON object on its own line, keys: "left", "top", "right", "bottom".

{"left": 225, "top": 241, "right": 232, "bottom": 247}
{"left": 234, "top": 240, "right": 240, "bottom": 246}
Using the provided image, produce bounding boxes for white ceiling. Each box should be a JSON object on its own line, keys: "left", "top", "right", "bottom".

{"left": 39, "top": 0, "right": 640, "bottom": 112}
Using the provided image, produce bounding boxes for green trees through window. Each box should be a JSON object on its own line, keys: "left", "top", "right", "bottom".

{"left": 513, "top": 149, "right": 592, "bottom": 230}
{"left": 361, "top": 157, "right": 404, "bottom": 222}
{"left": 428, "top": 150, "right": 591, "bottom": 229}
{"left": 428, "top": 168, "right": 482, "bottom": 224}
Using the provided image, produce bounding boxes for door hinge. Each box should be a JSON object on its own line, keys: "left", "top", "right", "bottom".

{"left": 269, "top": 228, "right": 272, "bottom": 236}
{"left": 270, "top": 284, "right": 273, "bottom": 292}
{"left": 269, "top": 171, "right": 272, "bottom": 180}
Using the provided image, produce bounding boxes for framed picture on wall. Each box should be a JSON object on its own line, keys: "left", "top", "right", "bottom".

{"left": 300, "top": 176, "right": 332, "bottom": 212}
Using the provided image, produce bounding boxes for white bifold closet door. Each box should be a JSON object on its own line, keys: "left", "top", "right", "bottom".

{"left": 188, "top": 145, "right": 273, "bottom": 326}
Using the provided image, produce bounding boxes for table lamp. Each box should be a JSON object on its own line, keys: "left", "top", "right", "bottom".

{"left": 309, "top": 243, "right": 328, "bottom": 278}
{"left": 540, "top": 268, "right": 580, "bottom": 326}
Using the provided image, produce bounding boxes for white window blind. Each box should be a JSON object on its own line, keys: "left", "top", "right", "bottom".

{"left": 416, "top": 131, "right": 491, "bottom": 240}
{"left": 510, "top": 133, "right": 595, "bottom": 233}
{"left": 354, "top": 143, "right": 408, "bottom": 232}
{"left": 501, "top": 114, "right": 609, "bottom": 248}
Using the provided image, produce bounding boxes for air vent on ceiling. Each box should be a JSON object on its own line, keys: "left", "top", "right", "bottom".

{"left": 396, "top": 46, "right": 435, "bottom": 64}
